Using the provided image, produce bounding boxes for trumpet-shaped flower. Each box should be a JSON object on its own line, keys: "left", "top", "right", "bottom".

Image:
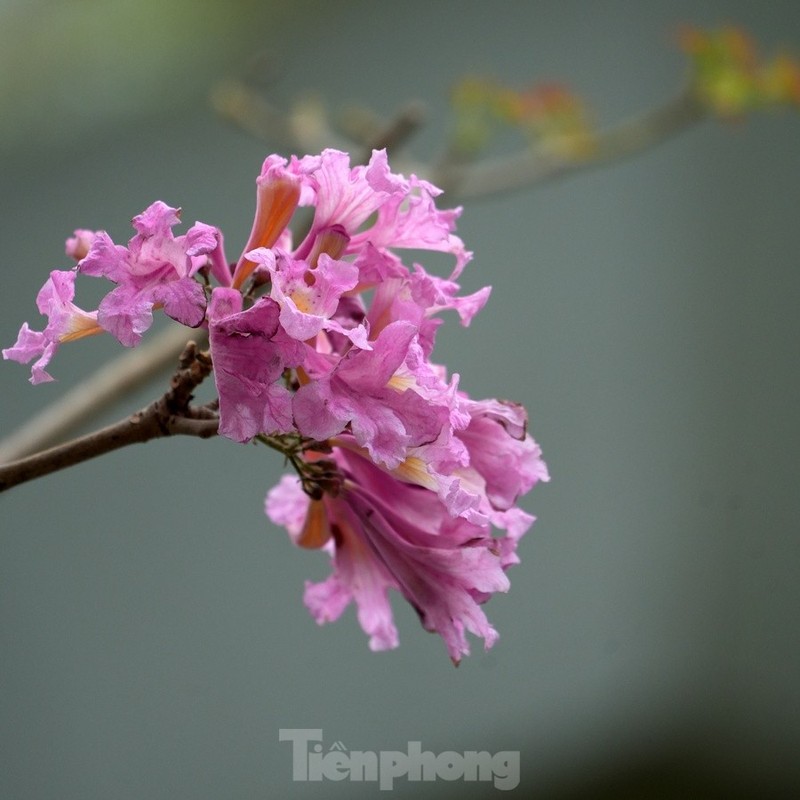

{"left": 2, "top": 270, "right": 103, "bottom": 383}
{"left": 266, "top": 442, "right": 530, "bottom": 663}
{"left": 292, "top": 149, "right": 407, "bottom": 261}
{"left": 246, "top": 247, "right": 366, "bottom": 344}
{"left": 231, "top": 153, "right": 318, "bottom": 289}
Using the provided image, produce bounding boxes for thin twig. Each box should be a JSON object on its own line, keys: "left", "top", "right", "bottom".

{"left": 209, "top": 79, "right": 296, "bottom": 145}
{"left": 0, "top": 325, "right": 207, "bottom": 463}
{"left": 359, "top": 102, "right": 426, "bottom": 158}
{"left": 0, "top": 405, "right": 218, "bottom": 492}
{"left": 210, "top": 79, "right": 352, "bottom": 153}
{"left": 0, "top": 342, "right": 218, "bottom": 492}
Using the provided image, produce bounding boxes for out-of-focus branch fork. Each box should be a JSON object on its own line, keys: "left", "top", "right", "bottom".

{"left": 432, "top": 87, "right": 705, "bottom": 198}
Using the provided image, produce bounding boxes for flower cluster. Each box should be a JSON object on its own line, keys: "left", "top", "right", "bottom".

{"left": 4, "top": 149, "right": 548, "bottom": 662}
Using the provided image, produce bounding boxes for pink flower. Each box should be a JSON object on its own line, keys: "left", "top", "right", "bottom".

{"left": 364, "top": 262, "right": 492, "bottom": 356}
{"left": 266, "top": 444, "right": 527, "bottom": 663}
{"left": 456, "top": 398, "right": 550, "bottom": 513}
{"left": 292, "top": 149, "right": 407, "bottom": 261}
{"left": 390, "top": 395, "right": 550, "bottom": 531}
{"left": 78, "top": 201, "right": 215, "bottom": 346}
{"left": 231, "top": 154, "right": 317, "bottom": 290}
{"left": 292, "top": 149, "right": 470, "bottom": 277}
{"left": 208, "top": 288, "right": 305, "bottom": 442}
{"left": 245, "top": 247, "right": 365, "bottom": 344}
{"left": 6, "top": 147, "right": 550, "bottom": 662}
{"left": 2, "top": 270, "right": 103, "bottom": 384}
{"left": 350, "top": 172, "right": 472, "bottom": 275}
{"left": 293, "top": 321, "right": 448, "bottom": 469}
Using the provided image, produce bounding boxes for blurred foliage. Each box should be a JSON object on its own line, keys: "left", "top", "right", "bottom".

{"left": 679, "top": 25, "right": 800, "bottom": 115}
{"left": 450, "top": 75, "right": 594, "bottom": 160}
{"left": 448, "top": 24, "right": 800, "bottom": 163}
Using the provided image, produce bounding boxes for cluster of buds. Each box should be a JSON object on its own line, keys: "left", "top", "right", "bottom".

{"left": 4, "top": 149, "right": 548, "bottom": 662}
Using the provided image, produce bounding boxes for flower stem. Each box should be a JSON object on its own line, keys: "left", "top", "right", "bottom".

{"left": 255, "top": 433, "right": 341, "bottom": 499}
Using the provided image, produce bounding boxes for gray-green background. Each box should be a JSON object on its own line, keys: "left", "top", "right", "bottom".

{"left": 1, "top": 1, "right": 799, "bottom": 797}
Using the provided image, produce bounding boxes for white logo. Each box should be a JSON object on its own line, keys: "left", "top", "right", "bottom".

{"left": 279, "top": 728, "right": 519, "bottom": 791}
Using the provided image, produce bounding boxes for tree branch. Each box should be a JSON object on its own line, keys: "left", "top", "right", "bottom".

{"left": 0, "top": 325, "right": 208, "bottom": 463}
{"left": 0, "top": 342, "right": 218, "bottom": 492}
{"left": 432, "top": 87, "right": 707, "bottom": 199}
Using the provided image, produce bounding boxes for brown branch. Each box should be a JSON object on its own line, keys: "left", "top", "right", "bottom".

{"left": 0, "top": 325, "right": 208, "bottom": 463}
{"left": 433, "top": 87, "right": 707, "bottom": 199}
{"left": 0, "top": 342, "right": 218, "bottom": 493}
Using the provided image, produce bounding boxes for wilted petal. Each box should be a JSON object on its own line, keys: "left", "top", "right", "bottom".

{"left": 97, "top": 285, "right": 154, "bottom": 347}
{"left": 266, "top": 441, "right": 526, "bottom": 661}
{"left": 209, "top": 289, "right": 304, "bottom": 442}
{"left": 151, "top": 277, "right": 207, "bottom": 329}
